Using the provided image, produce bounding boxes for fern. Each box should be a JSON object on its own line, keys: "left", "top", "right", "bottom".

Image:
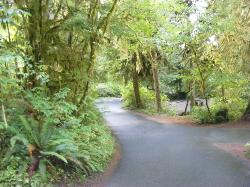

{"left": 7, "top": 115, "right": 85, "bottom": 177}
{"left": 10, "top": 135, "right": 29, "bottom": 148}
{"left": 19, "top": 116, "right": 40, "bottom": 147}
{"left": 40, "top": 151, "right": 68, "bottom": 164}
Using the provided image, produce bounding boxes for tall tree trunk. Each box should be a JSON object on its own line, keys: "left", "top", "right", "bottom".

{"left": 23, "top": 0, "right": 49, "bottom": 88}
{"left": 184, "top": 83, "right": 191, "bottom": 115}
{"left": 132, "top": 53, "right": 142, "bottom": 108}
{"left": 26, "top": 2, "right": 40, "bottom": 88}
{"left": 184, "top": 98, "right": 189, "bottom": 115}
{"left": 77, "top": 0, "right": 118, "bottom": 108}
{"left": 242, "top": 99, "right": 250, "bottom": 120}
{"left": 190, "top": 61, "right": 196, "bottom": 110}
{"left": 190, "top": 82, "right": 196, "bottom": 110}
{"left": 152, "top": 63, "right": 162, "bottom": 112}
{"left": 78, "top": 36, "right": 96, "bottom": 110}
{"left": 196, "top": 61, "right": 211, "bottom": 115}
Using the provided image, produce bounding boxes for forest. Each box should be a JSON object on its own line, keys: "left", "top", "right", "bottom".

{"left": 0, "top": 0, "right": 250, "bottom": 186}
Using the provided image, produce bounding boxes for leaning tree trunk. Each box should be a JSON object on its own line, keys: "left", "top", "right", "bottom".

{"left": 152, "top": 63, "right": 162, "bottom": 112}
{"left": 190, "top": 81, "right": 196, "bottom": 109}
{"left": 242, "top": 99, "right": 250, "bottom": 120}
{"left": 183, "top": 83, "right": 191, "bottom": 115}
{"left": 132, "top": 53, "right": 142, "bottom": 109}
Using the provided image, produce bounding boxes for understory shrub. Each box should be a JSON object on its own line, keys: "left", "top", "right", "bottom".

{"left": 121, "top": 83, "right": 171, "bottom": 113}
{"left": 191, "top": 106, "right": 230, "bottom": 124}
{"left": 0, "top": 89, "right": 114, "bottom": 186}
{"left": 191, "top": 106, "right": 214, "bottom": 124}
{"left": 96, "top": 83, "right": 121, "bottom": 97}
{"left": 213, "top": 98, "right": 247, "bottom": 121}
{"left": 214, "top": 108, "right": 229, "bottom": 123}
{"left": 121, "top": 83, "right": 155, "bottom": 109}
{"left": 191, "top": 97, "right": 247, "bottom": 124}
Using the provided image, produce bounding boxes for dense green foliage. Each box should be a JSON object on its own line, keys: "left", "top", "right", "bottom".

{"left": 1, "top": 0, "right": 250, "bottom": 185}
{"left": 192, "top": 98, "right": 247, "bottom": 124}
{"left": 0, "top": 90, "right": 114, "bottom": 185}
{"left": 121, "top": 83, "right": 172, "bottom": 114}
{"left": 0, "top": 0, "right": 116, "bottom": 185}
{"left": 99, "top": 0, "right": 250, "bottom": 123}
{"left": 96, "top": 83, "right": 121, "bottom": 97}
{"left": 122, "top": 83, "right": 156, "bottom": 109}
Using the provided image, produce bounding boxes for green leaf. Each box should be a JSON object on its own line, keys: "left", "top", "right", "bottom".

{"left": 39, "top": 159, "right": 47, "bottom": 179}
{"left": 40, "top": 151, "right": 68, "bottom": 164}
{"left": 19, "top": 116, "right": 40, "bottom": 147}
{"left": 10, "top": 135, "right": 29, "bottom": 148}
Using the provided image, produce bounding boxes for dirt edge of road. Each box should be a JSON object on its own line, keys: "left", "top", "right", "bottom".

{"left": 132, "top": 111, "right": 250, "bottom": 129}
{"left": 213, "top": 143, "right": 250, "bottom": 162}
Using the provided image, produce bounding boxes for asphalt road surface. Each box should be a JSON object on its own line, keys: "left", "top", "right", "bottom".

{"left": 96, "top": 98, "right": 250, "bottom": 187}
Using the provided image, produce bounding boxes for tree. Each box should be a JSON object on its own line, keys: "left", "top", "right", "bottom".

{"left": 209, "top": 0, "right": 250, "bottom": 120}
{"left": 132, "top": 52, "right": 142, "bottom": 108}
{"left": 149, "top": 50, "right": 162, "bottom": 112}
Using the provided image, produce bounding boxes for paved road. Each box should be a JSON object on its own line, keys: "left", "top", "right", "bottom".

{"left": 96, "top": 98, "right": 250, "bottom": 187}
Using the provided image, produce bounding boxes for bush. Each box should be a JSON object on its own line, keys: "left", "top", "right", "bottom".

{"left": 191, "top": 106, "right": 230, "bottom": 124}
{"left": 191, "top": 106, "right": 214, "bottom": 124}
{"left": 121, "top": 83, "right": 170, "bottom": 113}
{"left": 0, "top": 157, "right": 51, "bottom": 187}
{"left": 214, "top": 108, "right": 229, "bottom": 123}
{"left": 0, "top": 89, "right": 115, "bottom": 186}
{"left": 121, "top": 83, "right": 154, "bottom": 109}
{"left": 213, "top": 98, "right": 246, "bottom": 121}
{"left": 191, "top": 97, "right": 247, "bottom": 124}
{"left": 67, "top": 117, "right": 114, "bottom": 173}
{"left": 96, "top": 83, "right": 121, "bottom": 97}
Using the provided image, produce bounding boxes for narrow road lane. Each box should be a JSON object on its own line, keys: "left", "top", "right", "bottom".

{"left": 96, "top": 98, "right": 250, "bottom": 187}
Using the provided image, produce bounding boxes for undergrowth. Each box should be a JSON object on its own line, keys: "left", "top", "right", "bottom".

{"left": 0, "top": 89, "right": 114, "bottom": 186}
{"left": 191, "top": 97, "right": 247, "bottom": 124}
{"left": 96, "top": 83, "right": 121, "bottom": 97}
{"left": 121, "top": 83, "right": 174, "bottom": 115}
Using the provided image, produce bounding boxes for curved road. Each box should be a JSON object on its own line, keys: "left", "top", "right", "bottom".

{"left": 96, "top": 98, "right": 250, "bottom": 187}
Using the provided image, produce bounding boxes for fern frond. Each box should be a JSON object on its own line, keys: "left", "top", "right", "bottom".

{"left": 40, "top": 151, "right": 68, "bottom": 164}
{"left": 40, "top": 120, "right": 53, "bottom": 147}
{"left": 10, "top": 135, "right": 29, "bottom": 148}
{"left": 19, "top": 116, "right": 40, "bottom": 147}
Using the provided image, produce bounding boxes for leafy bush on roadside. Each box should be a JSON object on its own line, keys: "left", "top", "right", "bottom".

{"left": 191, "top": 97, "right": 247, "bottom": 124}
{"left": 96, "top": 83, "right": 121, "bottom": 97}
{"left": 0, "top": 89, "right": 114, "bottom": 186}
{"left": 121, "top": 83, "right": 154, "bottom": 109}
{"left": 191, "top": 106, "right": 214, "bottom": 124}
{"left": 121, "top": 83, "right": 170, "bottom": 113}
{"left": 213, "top": 98, "right": 246, "bottom": 121}
{"left": 191, "top": 106, "right": 229, "bottom": 124}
